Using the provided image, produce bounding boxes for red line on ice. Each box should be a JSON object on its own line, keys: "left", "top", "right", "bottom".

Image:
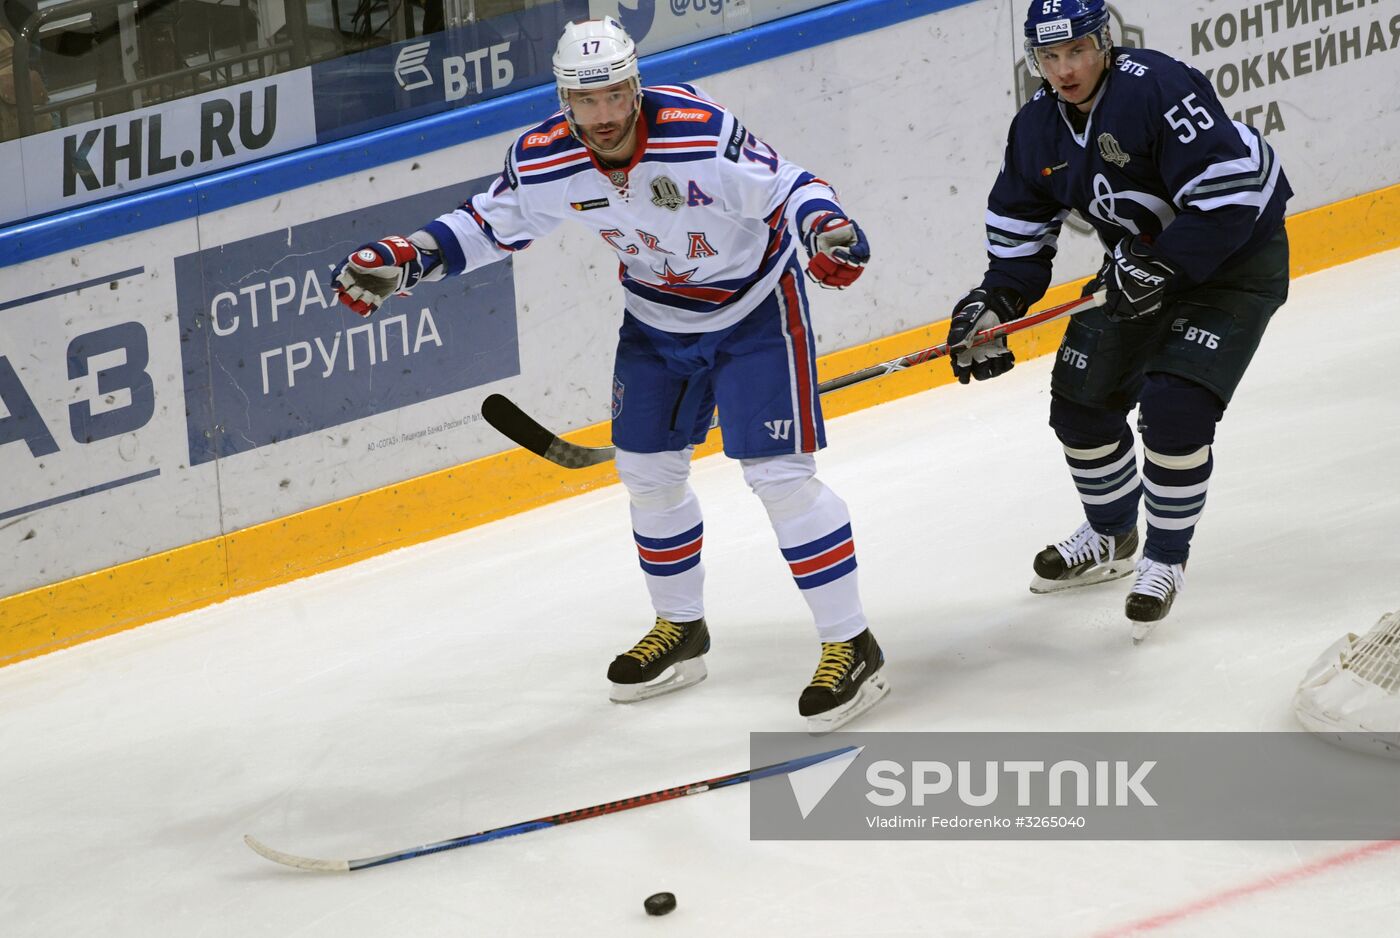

{"left": 1091, "top": 840, "right": 1400, "bottom": 937}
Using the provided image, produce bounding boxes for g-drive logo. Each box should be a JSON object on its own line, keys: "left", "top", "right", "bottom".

{"left": 789, "top": 748, "right": 1157, "bottom": 819}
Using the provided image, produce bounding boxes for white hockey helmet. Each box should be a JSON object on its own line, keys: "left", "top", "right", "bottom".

{"left": 552, "top": 17, "right": 641, "bottom": 97}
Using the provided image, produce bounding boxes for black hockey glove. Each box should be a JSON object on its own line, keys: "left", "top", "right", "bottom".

{"left": 1101, "top": 236, "right": 1182, "bottom": 322}
{"left": 946, "top": 286, "right": 1028, "bottom": 384}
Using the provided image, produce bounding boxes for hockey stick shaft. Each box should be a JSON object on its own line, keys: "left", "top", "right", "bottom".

{"left": 481, "top": 291, "right": 1102, "bottom": 468}
{"left": 245, "top": 745, "right": 856, "bottom": 873}
{"left": 816, "top": 289, "right": 1103, "bottom": 394}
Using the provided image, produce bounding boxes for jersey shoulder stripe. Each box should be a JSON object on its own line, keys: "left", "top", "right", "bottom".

{"left": 648, "top": 83, "right": 712, "bottom": 104}
{"left": 464, "top": 202, "right": 532, "bottom": 252}
{"left": 516, "top": 148, "right": 592, "bottom": 186}
{"left": 643, "top": 135, "right": 719, "bottom": 166}
{"left": 642, "top": 87, "right": 727, "bottom": 138}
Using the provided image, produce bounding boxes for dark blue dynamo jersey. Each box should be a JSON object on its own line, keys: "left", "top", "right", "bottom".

{"left": 980, "top": 47, "right": 1292, "bottom": 303}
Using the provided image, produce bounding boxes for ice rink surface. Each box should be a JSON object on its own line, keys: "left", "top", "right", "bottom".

{"left": 3, "top": 250, "right": 1399, "bottom": 937}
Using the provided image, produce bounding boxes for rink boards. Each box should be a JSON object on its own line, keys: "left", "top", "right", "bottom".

{"left": 2, "top": 0, "right": 1399, "bottom": 664}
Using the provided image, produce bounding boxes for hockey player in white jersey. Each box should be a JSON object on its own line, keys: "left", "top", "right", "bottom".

{"left": 330, "top": 18, "right": 887, "bottom": 732}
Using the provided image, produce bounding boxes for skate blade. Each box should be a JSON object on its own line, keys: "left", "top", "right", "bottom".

{"left": 1029, "top": 559, "right": 1136, "bottom": 594}
{"left": 609, "top": 657, "right": 707, "bottom": 703}
{"left": 1127, "top": 599, "right": 1174, "bottom": 643}
{"left": 806, "top": 672, "right": 890, "bottom": 735}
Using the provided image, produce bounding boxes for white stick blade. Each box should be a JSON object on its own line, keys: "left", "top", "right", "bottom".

{"left": 244, "top": 834, "right": 351, "bottom": 873}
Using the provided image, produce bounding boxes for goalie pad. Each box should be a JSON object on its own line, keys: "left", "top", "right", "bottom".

{"left": 1293, "top": 610, "right": 1400, "bottom": 759}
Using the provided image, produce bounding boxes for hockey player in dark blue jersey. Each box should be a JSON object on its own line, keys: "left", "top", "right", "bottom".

{"left": 945, "top": 0, "right": 1292, "bottom": 640}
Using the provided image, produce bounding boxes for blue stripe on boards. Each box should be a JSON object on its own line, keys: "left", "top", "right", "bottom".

{"left": 0, "top": 468, "right": 161, "bottom": 521}
{"left": 0, "top": 0, "right": 976, "bottom": 265}
{"left": 0, "top": 266, "right": 144, "bottom": 312}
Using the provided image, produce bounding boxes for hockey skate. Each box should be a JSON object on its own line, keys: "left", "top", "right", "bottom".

{"left": 1029, "top": 523, "right": 1139, "bottom": 594}
{"left": 1125, "top": 558, "right": 1185, "bottom": 643}
{"left": 798, "top": 629, "right": 890, "bottom": 734}
{"left": 608, "top": 616, "right": 710, "bottom": 703}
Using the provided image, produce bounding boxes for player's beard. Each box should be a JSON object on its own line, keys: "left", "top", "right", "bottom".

{"left": 581, "top": 105, "right": 640, "bottom": 162}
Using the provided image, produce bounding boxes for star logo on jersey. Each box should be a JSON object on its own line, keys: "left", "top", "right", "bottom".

{"left": 649, "top": 259, "right": 701, "bottom": 287}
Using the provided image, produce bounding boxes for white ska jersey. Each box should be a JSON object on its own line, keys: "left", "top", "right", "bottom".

{"left": 419, "top": 84, "right": 845, "bottom": 334}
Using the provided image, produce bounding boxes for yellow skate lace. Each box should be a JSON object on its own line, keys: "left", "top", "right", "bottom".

{"left": 624, "top": 618, "right": 685, "bottom": 665}
{"left": 808, "top": 641, "right": 856, "bottom": 689}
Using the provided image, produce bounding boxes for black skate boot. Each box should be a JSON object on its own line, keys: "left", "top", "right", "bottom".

{"left": 1125, "top": 558, "right": 1185, "bottom": 643}
{"left": 608, "top": 616, "right": 710, "bottom": 703}
{"left": 798, "top": 629, "right": 890, "bottom": 733}
{"left": 1030, "top": 522, "right": 1139, "bottom": 594}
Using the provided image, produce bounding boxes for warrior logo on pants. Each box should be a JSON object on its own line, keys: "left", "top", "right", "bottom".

{"left": 612, "top": 376, "right": 625, "bottom": 420}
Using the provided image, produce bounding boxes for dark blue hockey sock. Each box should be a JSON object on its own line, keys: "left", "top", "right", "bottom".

{"left": 1060, "top": 427, "right": 1141, "bottom": 536}
{"left": 1142, "top": 446, "right": 1212, "bottom": 565}
{"left": 1136, "top": 372, "right": 1224, "bottom": 566}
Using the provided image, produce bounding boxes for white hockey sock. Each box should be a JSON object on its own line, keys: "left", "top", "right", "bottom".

{"left": 617, "top": 448, "right": 705, "bottom": 622}
{"left": 743, "top": 456, "right": 868, "bottom": 642}
{"left": 629, "top": 492, "right": 705, "bottom": 622}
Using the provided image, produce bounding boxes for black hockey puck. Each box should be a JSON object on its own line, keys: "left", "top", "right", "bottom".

{"left": 644, "top": 892, "right": 676, "bottom": 916}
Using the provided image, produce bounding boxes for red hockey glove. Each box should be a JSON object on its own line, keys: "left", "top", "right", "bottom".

{"left": 802, "top": 213, "right": 870, "bottom": 290}
{"left": 331, "top": 235, "right": 437, "bottom": 317}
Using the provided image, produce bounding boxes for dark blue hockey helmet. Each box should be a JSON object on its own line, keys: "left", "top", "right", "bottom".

{"left": 1023, "top": 0, "right": 1112, "bottom": 76}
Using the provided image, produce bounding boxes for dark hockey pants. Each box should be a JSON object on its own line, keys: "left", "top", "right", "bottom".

{"left": 1047, "top": 227, "right": 1290, "bottom": 564}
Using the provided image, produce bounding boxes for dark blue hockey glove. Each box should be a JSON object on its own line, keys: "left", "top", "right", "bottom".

{"left": 1101, "top": 236, "right": 1182, "bottom": 322}
{"left": 946, "top": 286, "right": 1028, "bottom": 384}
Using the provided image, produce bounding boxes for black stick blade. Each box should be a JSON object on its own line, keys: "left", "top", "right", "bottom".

{"left": 482, "top": 393, "right": 557, "bottom": 458}
{"left": 481, "top": 394, "right": 617, "bottom": 469}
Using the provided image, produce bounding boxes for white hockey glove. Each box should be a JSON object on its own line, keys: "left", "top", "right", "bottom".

{"left": 331, "top": 232, "right": 442, "bottom": 317}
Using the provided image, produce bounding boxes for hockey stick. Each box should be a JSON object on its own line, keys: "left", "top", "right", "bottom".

{"left": 244, "top": 745, "right": 857, "bottom": 873}
{"left": 482, "top": 290, "right": 1104, "bottom": 469}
